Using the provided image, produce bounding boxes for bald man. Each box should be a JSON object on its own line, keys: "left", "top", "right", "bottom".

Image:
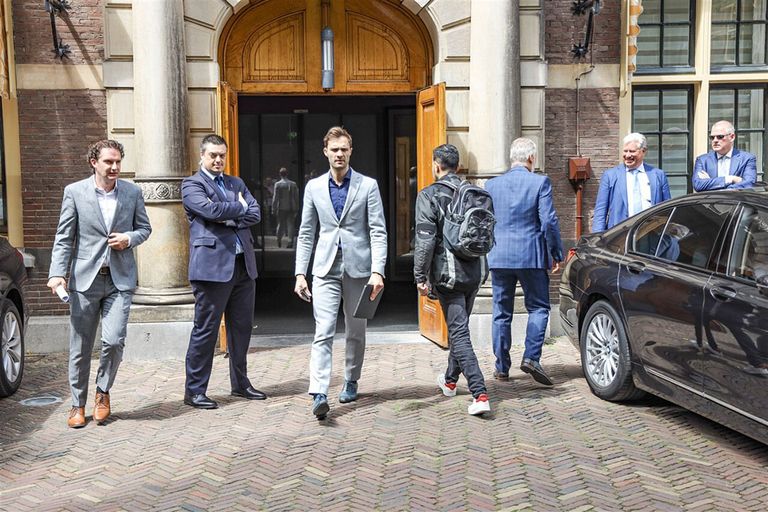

{"left": 693, "top": 120, "right": 756, "bottom": 192}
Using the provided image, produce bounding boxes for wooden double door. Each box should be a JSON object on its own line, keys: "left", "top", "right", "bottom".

{"left": 216, "top": 0, "right": 447, "bottom": 345}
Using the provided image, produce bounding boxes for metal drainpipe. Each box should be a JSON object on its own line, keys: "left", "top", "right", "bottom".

{"left": 574, "top": 63, "right": 595, "bottom": 239}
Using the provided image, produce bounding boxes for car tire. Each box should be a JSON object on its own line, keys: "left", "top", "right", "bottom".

{"left": 0, "top": 300, "right": 24, "bottom": 398}
{"left": 580, "top": 300, "right": 645, "bottom": 402}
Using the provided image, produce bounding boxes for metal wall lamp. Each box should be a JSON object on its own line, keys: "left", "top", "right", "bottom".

{"left": 44, "top": 0, "right": 72, "bottom": 59}
{"left": 570, "top": 0, "right": 602, "bottom": 59}
{"left": 321, "top": 0, "right": 334, "bottom": 91}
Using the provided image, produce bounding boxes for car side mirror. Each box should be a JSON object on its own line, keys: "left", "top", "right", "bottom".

{"left": 757, "top": 275, "right": 768, "bottom": 297}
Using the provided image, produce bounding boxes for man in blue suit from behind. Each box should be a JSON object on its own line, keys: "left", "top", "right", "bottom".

{"left": 592, "top": 132, "right": 671, "bottom": 232}
{"left": 693, "top": 120, "right": 756, "bottom": 192}
{"left": 486, "top": 138, "right": 563, "bottom": 386}
{"left": 181, "top": 134, "right": 266, "bottom": 409}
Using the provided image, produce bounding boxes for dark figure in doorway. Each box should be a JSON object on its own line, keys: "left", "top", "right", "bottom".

{"left": 272, "top": 167, "right": 300, "bottom": 249}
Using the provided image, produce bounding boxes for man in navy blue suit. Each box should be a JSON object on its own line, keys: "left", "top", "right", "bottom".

{"left": 693, "top": 120, "right": 757, "bottom": 192}
{"left": 592, "top": 132, "right": 671, "bottom": 232}
{"left": 181, "top": 134, "right": 266, "bottom": 409}
{"left": 485, "top": 138, "right": 563, "bottom": 386}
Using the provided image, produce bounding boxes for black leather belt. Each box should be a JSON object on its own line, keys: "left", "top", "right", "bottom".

{"left": 98, "top": 267, "right": 111, "bottom": 275}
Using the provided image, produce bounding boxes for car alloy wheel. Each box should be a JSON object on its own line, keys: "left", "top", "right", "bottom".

{"left": 0, "top": 301, "right": 24, "bottom": 397}
{"left": 580, "top": 301, "right": 644, "bottom": 402}
{"left": 585, "top": 311, "right": 619, "bottom": 387}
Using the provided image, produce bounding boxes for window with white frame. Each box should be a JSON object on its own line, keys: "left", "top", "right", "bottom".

{"left": 630, "top": 0, "right": 768, "bottom": 196}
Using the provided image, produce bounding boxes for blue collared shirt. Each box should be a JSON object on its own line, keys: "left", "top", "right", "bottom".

{"left": 329, "top": 170, "right": 352, "bottom": 219}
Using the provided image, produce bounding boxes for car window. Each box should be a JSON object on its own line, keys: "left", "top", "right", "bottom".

{"left": 727, "top": 205, "right": 768, "bottom": 283}
{"left": 633, "top": 209, "right": 672, "bottom": 257}
{"left": 655, "top": 203, "right": 734, "bottom": 268}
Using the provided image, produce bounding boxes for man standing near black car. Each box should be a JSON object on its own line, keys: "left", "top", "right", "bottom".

{"left": 413, "top": 144, "right": 490, "bottom": 416}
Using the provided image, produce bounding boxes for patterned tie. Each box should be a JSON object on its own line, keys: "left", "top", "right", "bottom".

{"left": 630, "top": 169, "right": 643, "bottom": 216}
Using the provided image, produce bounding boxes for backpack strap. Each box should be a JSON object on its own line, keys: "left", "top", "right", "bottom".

{"left": 435, "top": 180, "right": 458, "bottom": 192}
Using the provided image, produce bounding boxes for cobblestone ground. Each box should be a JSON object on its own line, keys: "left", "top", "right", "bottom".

{"left": 1, "top": 339, "right": 767, "bottom": 511}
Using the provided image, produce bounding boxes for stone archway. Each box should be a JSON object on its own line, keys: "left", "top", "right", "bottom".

{"left": 217, "top": 0, "right": 434, "bottom": 95}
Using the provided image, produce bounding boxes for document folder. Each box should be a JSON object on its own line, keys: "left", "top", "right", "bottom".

{"left": 353, "top": 284, "right": 383, "bottom": 319}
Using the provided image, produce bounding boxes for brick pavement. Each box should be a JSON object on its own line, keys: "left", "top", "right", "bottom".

{"left": 1, "top": 339, "right": 767, "bottom": 511}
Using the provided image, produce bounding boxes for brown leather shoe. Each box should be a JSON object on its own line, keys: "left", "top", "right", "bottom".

{"left": 67, "top": 407, "right": 86, "bottom": 428}
{"left": 93, "top": 391, "right": 111, "bottom": 424}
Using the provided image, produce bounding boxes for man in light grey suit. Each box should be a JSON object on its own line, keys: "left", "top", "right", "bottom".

{"left": 48, "top": 140, "right": 151, "bottom": 428}
{"left": 294, "top": 126, "right": 387, "bottom": 419}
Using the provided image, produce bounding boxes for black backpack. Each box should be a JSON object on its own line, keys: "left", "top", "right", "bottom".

{"left": 436, "top": 179, "right": 496, "bottom": 259}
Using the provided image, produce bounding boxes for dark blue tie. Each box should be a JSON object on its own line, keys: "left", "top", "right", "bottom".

{"left": 214, "top": 175, "right": 243, "bottom": 254}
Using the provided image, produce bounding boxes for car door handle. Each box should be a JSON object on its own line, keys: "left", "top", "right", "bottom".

{"left": 626, "top": 261, "right": 646, "bottom": 274}
{"left": 709, "top": 286, "right": 737, "bottom": 302}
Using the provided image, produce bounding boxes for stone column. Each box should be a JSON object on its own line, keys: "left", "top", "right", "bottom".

{"left": 466, "top": 1, "right": 522, "bottom": 343}
{"left": 467, "top": 0, "right": 521, "bottom": 176}
{"left": 131, "top": 0, "right": 193, "bottom": 306}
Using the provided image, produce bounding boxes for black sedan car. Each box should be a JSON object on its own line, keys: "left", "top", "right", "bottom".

{"left": 560, "top": 188, "right": 768, "bottom": 445}
{"left": 0, "top": 236, "right": 28, "bottom": 398}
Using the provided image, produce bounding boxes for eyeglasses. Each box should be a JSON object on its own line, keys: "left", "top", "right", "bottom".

{"left": 709, "top": 134, "right": 729, "bottom": 141}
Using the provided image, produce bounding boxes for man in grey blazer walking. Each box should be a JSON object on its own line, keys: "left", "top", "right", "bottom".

{"left": 294, "top": 126, "right": 387, "bottom": 419}
{"left": 48, "top": 140, "right": 152, "bottom": 428}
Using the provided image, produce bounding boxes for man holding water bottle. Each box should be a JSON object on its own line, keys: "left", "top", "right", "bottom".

{"left": 47, "top": 140, "right": 152, "bottom": 428}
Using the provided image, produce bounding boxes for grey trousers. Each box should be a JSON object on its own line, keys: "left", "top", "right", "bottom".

{"left": 68, "top": 273, "right": 133, "bottom": 406}
{"left": 308, "top": 251, "right": 368, "bottom": 395}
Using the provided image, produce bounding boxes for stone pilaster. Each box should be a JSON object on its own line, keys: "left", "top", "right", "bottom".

{"left": 131, "top": 0, "right": 193, "bottom": 305}
{"left": 467, "top": 0, "right": 521, "bottom": 177}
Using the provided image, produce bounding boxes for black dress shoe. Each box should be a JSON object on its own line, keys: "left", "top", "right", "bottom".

{"left": 231, "top": 386, "right": 267, "bottom": 400}
{"left": 520, "top": 358, "right": 553, "bottom": 386}
{"left": 184, "top": 393, "right": 219, "bottom": 409}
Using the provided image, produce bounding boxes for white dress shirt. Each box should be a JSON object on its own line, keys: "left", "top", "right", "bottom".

{"left": 625, "top": 163, "right": 652, "bottom": 216}
{"left": 717, "top": 149, "right": 733, "bottom": 178}
{"left": 94, "top": 176, "right": 119, "bottom": 268}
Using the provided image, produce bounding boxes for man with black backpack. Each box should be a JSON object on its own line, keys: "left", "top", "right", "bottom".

{"left": 413, "top": 144, "right": 493, "bottom": 416}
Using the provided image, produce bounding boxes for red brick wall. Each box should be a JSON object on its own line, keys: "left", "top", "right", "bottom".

{"left": 543, "top": 1, "right": 623, "bottom": 248}
{"left": 19, "top": 90, "right": 108, "bottom": 315}
{"left": 544, "top": 0, "right": 620, "bottom": 64}
{"left": 546, "top": 88, "right": 621, "bottom": 246}
{"left": 12, "top": 0, "right": 107, "bottom": 315}
{"left": 543, "top": 2, "right": 623, "bottom": 302}
{"left": 12, "top": 0, "right": 104, "bottom": 65}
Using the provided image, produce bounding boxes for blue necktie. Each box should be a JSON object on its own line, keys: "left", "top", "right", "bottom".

{"left": 630, "top": 169, "right": 643, "bottom": 216}
{"left": 215, "top": 175, "right": 243, "bottom": 254}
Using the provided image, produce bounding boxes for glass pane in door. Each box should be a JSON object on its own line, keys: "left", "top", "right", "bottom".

{"left": 261, "top": 114, "right": 301, "bottom": 272}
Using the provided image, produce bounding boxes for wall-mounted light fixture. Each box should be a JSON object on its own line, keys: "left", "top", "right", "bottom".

{"left": 321, "top": 0, "right": 334, "bottom": 91}
{"left": 44, "top": 0, "right": 71, "bottom": 59}
{"left": 570, "top": 0, "right": 602, "bottom": 59}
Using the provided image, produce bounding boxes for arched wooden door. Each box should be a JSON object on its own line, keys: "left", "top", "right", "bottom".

{"left": 218, "top": 0, "right": 432, "bottom": 95}
{"left": 217, "top": 0, "right": 439, "bottom": 338}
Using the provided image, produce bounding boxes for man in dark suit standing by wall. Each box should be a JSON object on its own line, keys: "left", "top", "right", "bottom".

{"left": 48, "top": 139, "right": 152, "bottom": 428}
{"left": 485, "top": 137, "right": 563, "bottom": 386}
{"left": 181, "top": 134, "right": 266, "bottom": 409}
{"left": 693, "top": 120, "right": 757, "bottom": 192}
